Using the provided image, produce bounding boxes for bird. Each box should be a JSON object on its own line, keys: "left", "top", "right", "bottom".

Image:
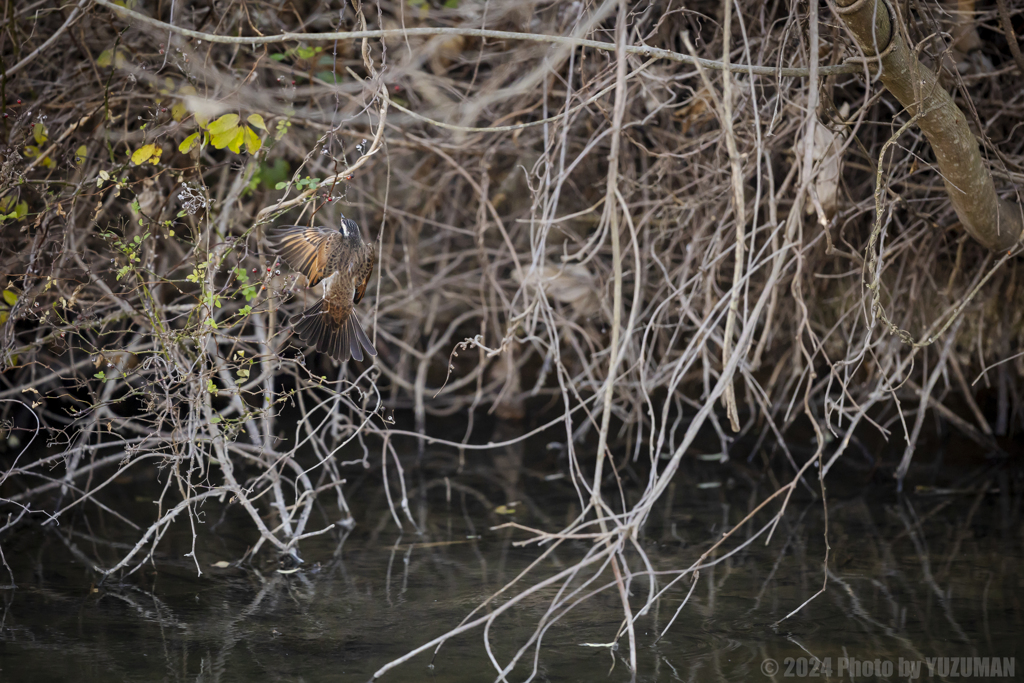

{"left": 266, "top": 218, "right": 377, "bottom": 362}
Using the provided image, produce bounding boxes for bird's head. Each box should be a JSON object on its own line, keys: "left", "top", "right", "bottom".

{"left": 339, "top": 218, "right": 361, "bottom": 242}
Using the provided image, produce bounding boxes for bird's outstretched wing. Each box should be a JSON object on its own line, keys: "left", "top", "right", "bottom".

{"left": 266, "top": 225, "right": 335, "bottom": 287}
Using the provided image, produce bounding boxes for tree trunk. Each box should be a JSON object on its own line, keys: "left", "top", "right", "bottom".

{"left": 835, "top": 0, "right": 1023, "bottom": 251}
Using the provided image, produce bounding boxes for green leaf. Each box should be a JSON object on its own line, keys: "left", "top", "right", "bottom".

{"left": 209, "top": 415, "right": 222, "bottom": 424}
{"left": 2, "top": 290, "right": 17, "bottom": 306}
{"left": 246, "top": 114, "right": 267, "bottom": 131}
{"left": 94, "top": 371, "right": 107, "bottom": 381}
{"left": 32, "top": 123, "right": 48, "bottom": 146}
{"left": 74, "top": 145, "right": 87, "bottom": 165}
{"left": 179, "top": 131, "right": 201, "bottom": 153}
{"left": 225, "top": 127, "right": 245, "bottom": 154}
{"left": 274, "top": 119, "right": 291, "bottom": 141}
{"left": 270, "top": 53, "right": 287, "bottom": 62}
{"left": 210, "top": 125, "right": 243, "bottom": 151}
{"left": 207, "top": 114, "right": 240, "bottom": 135}
{"left": 243, "top": 125, "right": 262, "bottom": 155}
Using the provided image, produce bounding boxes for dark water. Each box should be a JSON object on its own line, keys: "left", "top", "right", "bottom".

{"left": 1, "top": 440, "right": 1022, "bottom": 682}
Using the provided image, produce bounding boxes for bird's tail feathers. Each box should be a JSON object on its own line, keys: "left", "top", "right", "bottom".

{"left": 290, "top": 300, "right": 377, "bottom": 362}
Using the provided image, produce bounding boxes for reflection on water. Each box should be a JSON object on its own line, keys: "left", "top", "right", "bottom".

{"left": 1, "top": 439, "right": 1022, "bottom": 682}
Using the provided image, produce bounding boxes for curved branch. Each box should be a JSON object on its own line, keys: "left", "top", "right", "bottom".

{"left": 835, "top": 0, "right": 1024, "bottom": 251}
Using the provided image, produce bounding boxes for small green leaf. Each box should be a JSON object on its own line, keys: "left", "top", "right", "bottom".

{"left": 274, "top": 119, "right": 291, "bottom": 141}
{"left": 178, "top": 131, "right": 202, "bottom": 154}
{"left": 2, "top": 290, "right": 17, "bottom": 306}
{"left": 32, "top": 123, "right": 48, "bottom": 146}
{"left": 274, "top": 181, "right": 288, "bottom": 190}
{"left": 209, "top": 415, "right": 222, "bottom": 424}
{"left": 246, "top": 114, "right": 267, "bottom": 131}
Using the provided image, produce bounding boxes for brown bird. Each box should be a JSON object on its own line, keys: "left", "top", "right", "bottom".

{"left": 267, "top": 218, "right": 377, "bottom": 362}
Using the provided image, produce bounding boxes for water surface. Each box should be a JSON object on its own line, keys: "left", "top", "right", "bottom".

{"left": 1, "top": 441, "right": 1021, "bottom": 682}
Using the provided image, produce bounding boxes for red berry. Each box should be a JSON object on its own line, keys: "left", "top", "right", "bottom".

{"left": 16, "top": 99, "right": 21, "bottom": 104}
